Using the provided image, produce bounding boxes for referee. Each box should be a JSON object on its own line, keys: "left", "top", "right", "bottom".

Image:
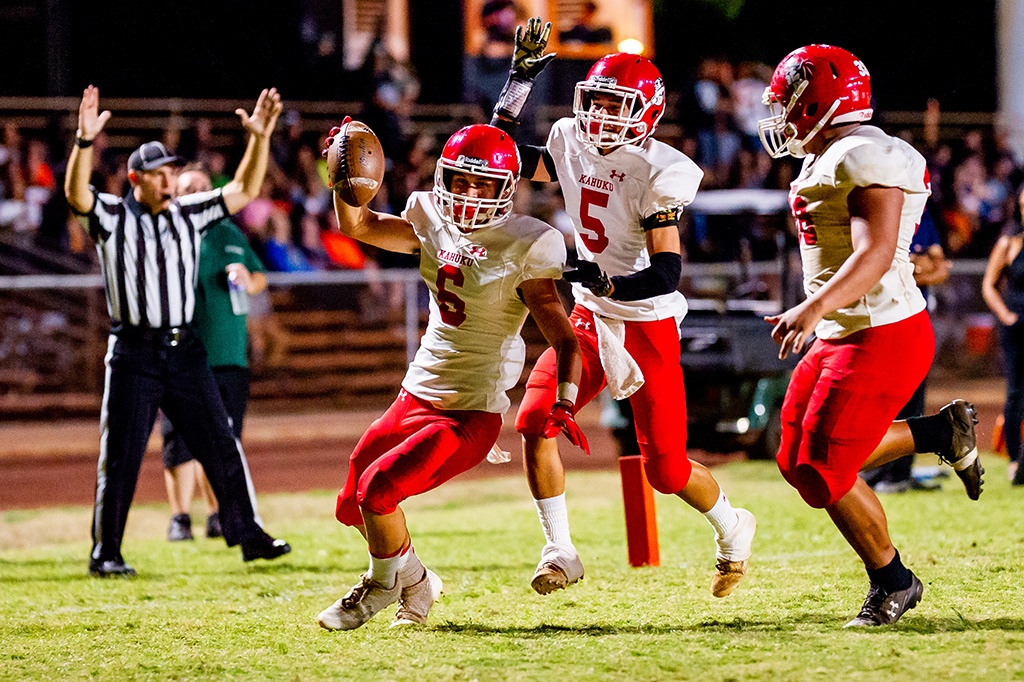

{"left": 65, "top": 85, "right": 291, "bottom": 577}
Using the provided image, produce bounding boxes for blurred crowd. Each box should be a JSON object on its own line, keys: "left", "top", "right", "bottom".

{"left": 2, "top": 53, "right": 1023, "bottom": 279}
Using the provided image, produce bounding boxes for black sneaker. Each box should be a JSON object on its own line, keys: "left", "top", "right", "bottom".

{"left": 844, "top": 574, "right": 923, "bottom": 628}
{"left": 167, "top": 513, "right": 194, "bottom": 542}
{"left": 89, "top": 558, "right": 137, "bottom": 578}
{"left": 206, "top": 512, "right": 223, "bottom": 539}
{"left": 937, "top": 400, "right": 984, "bottom": 501}
{"left": 241, "top": 532, "right": 292, "bottom": 562}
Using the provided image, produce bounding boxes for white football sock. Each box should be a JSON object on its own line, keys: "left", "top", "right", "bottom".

{"left": 703, "top": 492, "right": 739, "bottom": 538}
{"left": 396, "top": 545, "right": 425, "bottom": 586}
{"left": 367, "top": 549, "right": 403, "bottom": 589}
{"left": 535, "top": 493, "right": 573, "bottom": 547}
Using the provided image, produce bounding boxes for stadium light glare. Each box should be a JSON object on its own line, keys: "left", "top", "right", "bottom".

{"left": 617, "top": 38, "right": 644, "bottom": 54}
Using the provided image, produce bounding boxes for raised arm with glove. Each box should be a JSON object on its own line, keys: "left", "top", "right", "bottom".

{"left": 490, "top": 16, "right": 556, "bottom": 134}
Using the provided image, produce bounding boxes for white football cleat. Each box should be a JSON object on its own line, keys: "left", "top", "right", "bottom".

{"left": 392, "top": 568, "right": 443, "bottom": 627}
{"left": 317, "top": 574, "right": 401, "bottom": 631}
{"left": 711, "top": 508, "right": 756, "bottom": 598}
{"left": 531, "top": 543, "right": 584, "bottom": 595}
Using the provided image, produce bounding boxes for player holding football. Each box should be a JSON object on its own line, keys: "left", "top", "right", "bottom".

{"left": 316, "top": 122, "right": 587, "bottom": 631}
{"left": 758, "top": 44, "right": 981, "bottom": 627}
{"left": 490, "top": 21, "right": 756, "bottom": 599}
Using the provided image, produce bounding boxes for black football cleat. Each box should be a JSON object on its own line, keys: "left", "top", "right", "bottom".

{"left": 241, "top": 532, "right": 292, "bottom": 562}
{"left": 89, "top": 558, "right": 137, "bottom": 578}
{"left": 844, "top": 574, "right": 923, "bottom": 628}
{"left": 937, "top": 400, "right": 984, "bottom": 500}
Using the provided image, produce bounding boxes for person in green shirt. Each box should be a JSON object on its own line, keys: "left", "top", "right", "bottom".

{"left": 163, "top": 166, "right": 269, "bottom": 542}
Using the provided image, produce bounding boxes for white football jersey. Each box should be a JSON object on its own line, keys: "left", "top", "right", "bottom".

{"left": 791, "top": 125, "right": 930, "bottom": 339}
{"left": 401, "top": 192, "right": 566, "bottom": 413}
{"left": 547, "top": 117, "right": 703, "bottom": 322}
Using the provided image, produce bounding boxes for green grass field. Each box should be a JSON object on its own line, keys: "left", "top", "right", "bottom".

{"left": 2, "top": 457, "right": 1023, "bottom": 681}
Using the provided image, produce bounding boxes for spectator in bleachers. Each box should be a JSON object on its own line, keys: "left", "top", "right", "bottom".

{"left": 464, "top": 0, "right": 520, "bottom": 113}
{"left": 977, "top": 154, "right": 1017, "bottom": 246}
{"left": 464, "top": 0, "right": 546, "bottom": 145}
{"left": 730, "top": 61, "right": 772, "bottom": 153}
{"left": 687, "top": 56, "right": 732, "bottom": 178}
{"left": 242, "top": 180, "right": 315, "bottom": 273}
{"left": 0, "top": 134, "right": 56, "bottom": 234}
{"left": 360, "top": 38, "right": 421, "bottom": 163}
{"left": 272, "top": 109, "right": 305, "bottom": 178}
{"left": 559, "top": 1, "right": 613, "bottom": 46}
{"left": 947, "top": 152, "right": 987, "bottom": 255}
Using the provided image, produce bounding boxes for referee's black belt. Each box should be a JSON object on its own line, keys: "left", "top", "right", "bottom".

{"left": 113, "top": 323, "right": 194, "bottom": 347}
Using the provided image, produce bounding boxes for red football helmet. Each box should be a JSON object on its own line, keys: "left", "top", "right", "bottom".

{"left": 573, "top": 53, "right": 666, "bottom": 149}
{"left": 433, "top": 124, "right": 520, "bottom": 231}
{"left": 758, "top": 44, "right": 873, "bottom": 158}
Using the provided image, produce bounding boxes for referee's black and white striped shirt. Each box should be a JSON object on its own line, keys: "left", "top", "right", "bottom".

{"left": 75, "top": 188, "right": 229, "bottom": 329}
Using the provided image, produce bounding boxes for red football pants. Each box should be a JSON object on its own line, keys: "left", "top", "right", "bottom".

{"left": 335, "top": 389, "right": 502, "bottom": 526}
{"left": 516, "top": 305, "right": 692, "bottom": 494}
{"left": 777, "top": 310, "right": 935, "bottom": 508}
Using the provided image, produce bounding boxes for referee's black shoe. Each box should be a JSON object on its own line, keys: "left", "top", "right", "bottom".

{"left": 241, "top": 532, "right": 292, "bottom": 562}
{"left": 89, "top": 558, "right": 137, "bottom": 578}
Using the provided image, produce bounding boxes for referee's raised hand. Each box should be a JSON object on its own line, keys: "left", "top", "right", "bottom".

{"left": 77, "top": 84, "right": 111, "bottom": 141}
{"left": 235, "top": 87, "right": 283, "bottom": 139}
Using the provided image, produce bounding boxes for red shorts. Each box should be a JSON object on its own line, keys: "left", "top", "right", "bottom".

{"left": 515, "top": 305, "right": 692, "bottom": 494}
{"left": 777, "top": 310, "right": 935, "bottom": 508}
{"left": 335, "top": 389, "right": 503, "bottom": 526}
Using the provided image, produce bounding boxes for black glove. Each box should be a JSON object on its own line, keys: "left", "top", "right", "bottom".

{"left": 491, "top": 17, "right": 556, "bottom": 127}
{"left": 511, "top": 17, "right": 556, "bottom": 80}
{"left": 563, "top": 259, "right": 613, "bottom": 298}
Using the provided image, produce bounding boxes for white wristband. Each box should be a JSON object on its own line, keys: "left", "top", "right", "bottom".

{"left": 494, "top": 76, "right": 533, "bottom": 120}
{"left": 556, "top": 382, "right": 579, "bottom": 405}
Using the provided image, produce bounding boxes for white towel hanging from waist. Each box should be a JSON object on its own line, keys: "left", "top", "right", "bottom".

{"left": 593, "top": 314, "right": 644, "bottom": 400}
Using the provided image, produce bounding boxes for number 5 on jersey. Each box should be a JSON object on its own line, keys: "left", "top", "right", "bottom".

{"left": 579, "top": 187, "right": 610, "bottom": 254}
{"left": 437, "top": 264, "right": 467, "bottom": 327}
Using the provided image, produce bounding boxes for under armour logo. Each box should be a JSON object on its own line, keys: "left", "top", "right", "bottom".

{"left": 886, "top": 600, "right": 900, "bottom": 618}
{"left": 573, "top": 319, "right": 592, "bottom": 330}
{"left": 398, "top": 388, "right": 408, "bottom": 400}
{"left": 467, "top": 244, "right": 487, "bottom": 259}
{"left": 609, "top": 169, "right": 625, "bottom": 182}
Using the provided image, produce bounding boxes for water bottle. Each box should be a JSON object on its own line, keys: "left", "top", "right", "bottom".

{"left": 227, "top": 269, "right": 248, "bottom": 316}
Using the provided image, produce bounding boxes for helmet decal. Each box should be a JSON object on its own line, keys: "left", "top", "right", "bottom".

{"left": 456, "top": 155, "right": 489, "bottom": 168}
{"left": 650, "top": 78, "right": 665, "bottom": 107}
{"left": 783, "top": 59, "right": 814, "bottom": 89}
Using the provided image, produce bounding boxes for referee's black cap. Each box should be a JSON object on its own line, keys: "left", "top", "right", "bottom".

{"left": 128, "top": 141, "right": 181, "bottom": 172}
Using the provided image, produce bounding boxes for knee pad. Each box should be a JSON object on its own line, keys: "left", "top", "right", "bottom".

{"left": 515, "top": 392, "right": 554, "bottom": 438}
{"left": 642, "top": 454, "right": 692, "bottom": 495}
{"left": 789, "top": 463, "right": 839, "bottom": 509}
{"left": 357, "top": 469, "right": 402, "bottom": 517}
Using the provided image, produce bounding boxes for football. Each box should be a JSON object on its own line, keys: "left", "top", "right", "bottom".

{"left": 326, "top": 120, "right": 386, "bottom": 207}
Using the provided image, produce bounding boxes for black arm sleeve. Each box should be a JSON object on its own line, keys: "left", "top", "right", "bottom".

{"left": 609, "top": 251, "right": 682, "bottom": 301}
{"left": 517, "top": 144, "right": 557, "bottom": 181}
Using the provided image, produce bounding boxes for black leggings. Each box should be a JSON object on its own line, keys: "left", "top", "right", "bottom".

{"left": 1000, "top": 322, "right": 1024, "bottom": 470}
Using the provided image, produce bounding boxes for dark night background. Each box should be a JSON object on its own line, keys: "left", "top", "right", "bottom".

{"left": 0, "top": 0, "right": 998, "bottom": 113}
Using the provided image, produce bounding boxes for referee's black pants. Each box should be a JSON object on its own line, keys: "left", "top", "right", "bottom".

{"left": 90, "top": 326, "right": 264, "bottom": 563}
